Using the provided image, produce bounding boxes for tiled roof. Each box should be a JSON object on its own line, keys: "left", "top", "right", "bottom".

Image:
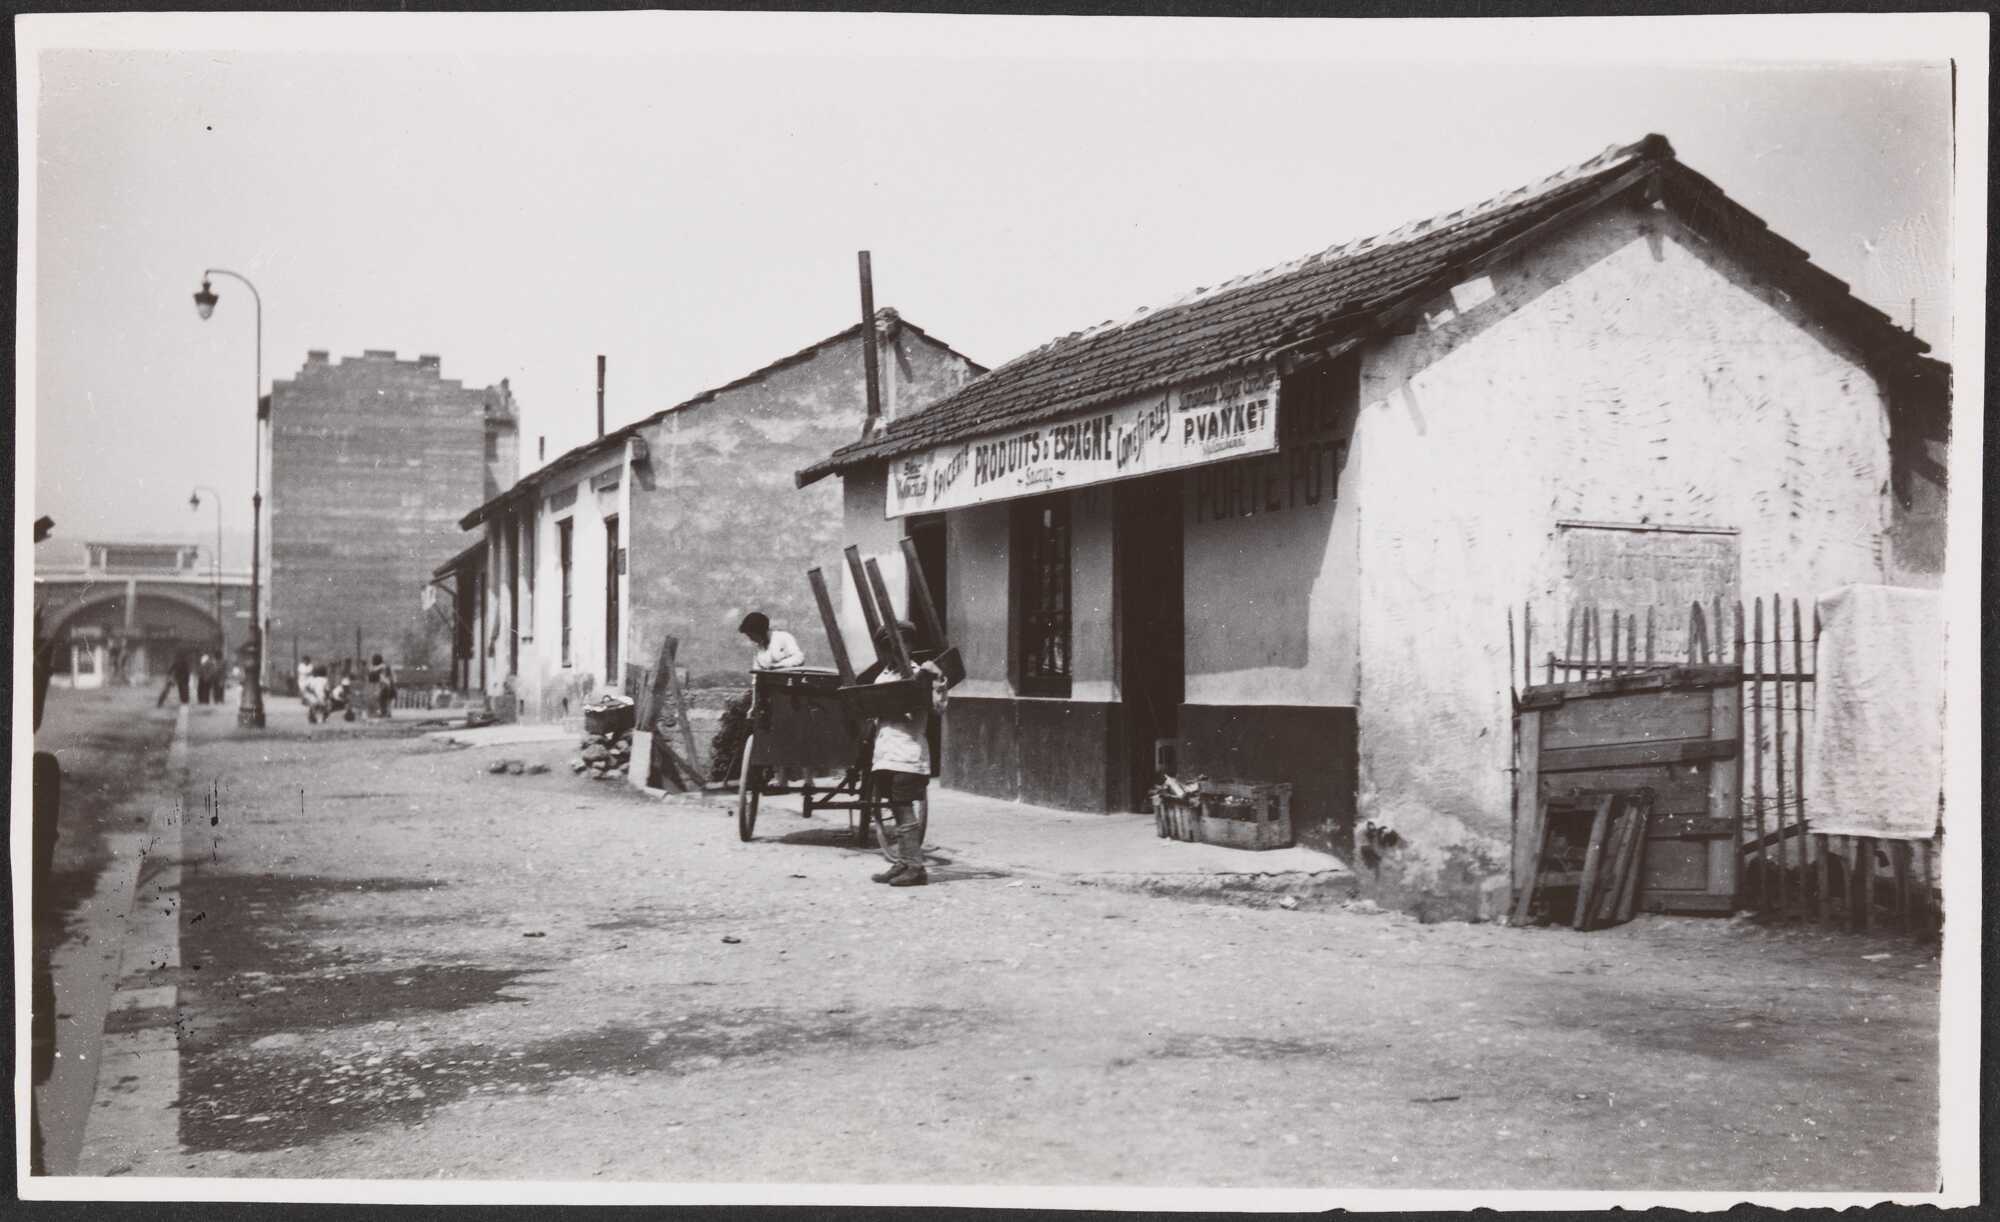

{"left": 459, "top": 310, "right": 984, "bottom": 530}
{"left": 799, "top": 133, "right": 1938, "bottom": 485}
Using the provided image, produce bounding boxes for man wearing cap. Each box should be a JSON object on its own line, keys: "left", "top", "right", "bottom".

{"left": 864, "top": 620, "right": 948, "bottom": 887}
{"left": 711, "top": 611, "right": 809, "bottom": 785}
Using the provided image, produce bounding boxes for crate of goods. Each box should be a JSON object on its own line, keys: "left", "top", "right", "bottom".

{"left": 1154, "top": 789, "right": 1201, "bottom": 841}
{"left": 1195, "top": 781, "right": 1294, "bottom": 851}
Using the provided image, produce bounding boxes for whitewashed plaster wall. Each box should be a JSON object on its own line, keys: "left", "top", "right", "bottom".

{"left": 1352, "top": 199, "right": 1896, "bottom": 884}
{"left": 1179, "top": 393, "right": 1360, "bottom": 708}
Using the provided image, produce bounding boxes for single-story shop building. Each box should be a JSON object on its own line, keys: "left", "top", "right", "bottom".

{"left": 442, "top": 309, "right": 982, "bottom": 722}
{"left": 797, "top": 134, "right": 1950, "bottom": 910}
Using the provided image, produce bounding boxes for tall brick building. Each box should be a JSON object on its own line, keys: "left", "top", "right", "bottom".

{"left": 269, "top": 349, "right": 518, "bottom": 685}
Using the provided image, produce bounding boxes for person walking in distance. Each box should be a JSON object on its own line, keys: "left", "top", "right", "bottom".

{"left": 864, "top": 620, "right": 948, "bottom": 888}
{"left": 157, "top": 649, "right": 192, "bottom": 707}
{"left": 367, "top": 653, "right": 397, "bottom": 718}
{"left": 297, "top": 655, "right": 314, "bottom": 706}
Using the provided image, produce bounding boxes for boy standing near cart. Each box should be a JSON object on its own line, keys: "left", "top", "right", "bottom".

{"left": 865, "top": 620, "right": 948, "bottom": 888}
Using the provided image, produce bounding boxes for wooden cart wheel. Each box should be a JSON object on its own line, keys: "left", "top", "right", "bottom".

{"left": 736, "top": 733, "right": 760, "bottom": 841}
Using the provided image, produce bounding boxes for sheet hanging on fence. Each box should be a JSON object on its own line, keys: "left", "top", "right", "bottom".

{"left": 1804, "top": 585, "right": 1945, "bottom": 841}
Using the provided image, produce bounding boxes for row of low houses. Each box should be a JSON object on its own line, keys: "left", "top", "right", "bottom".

{"left": 432, "top": 133, "right": 1951, "bottom": 912}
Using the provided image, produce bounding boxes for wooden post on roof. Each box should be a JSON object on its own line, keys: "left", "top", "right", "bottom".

{"left": 858, "top": 252, "right": 883, "bottom": 433}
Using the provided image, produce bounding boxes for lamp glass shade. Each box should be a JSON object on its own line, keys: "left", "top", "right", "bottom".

{"left": 194, "top": 283, "right": 217, "bottom": 319}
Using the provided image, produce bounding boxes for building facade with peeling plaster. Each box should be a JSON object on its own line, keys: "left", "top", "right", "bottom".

{"left": 445, "top": 312, "right": 982, "bottom": 724}
{"left": 799, "top": 134, "right": 1951, "bottom": 917}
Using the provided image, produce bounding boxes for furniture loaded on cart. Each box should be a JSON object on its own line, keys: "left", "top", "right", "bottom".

{"left": 733, "top": 537, "right": 958, "bottom": 850}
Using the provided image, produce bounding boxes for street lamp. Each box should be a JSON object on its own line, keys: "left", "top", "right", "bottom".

{"left": 193, "top": 270, "right": 266, "bottom": 729}
{"left": 188, "top": 486, "right": 225, "bottom": 662}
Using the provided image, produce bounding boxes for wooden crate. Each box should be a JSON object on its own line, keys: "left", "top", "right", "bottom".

{"left": 1197, "top": 781, "right": 1294, "bottom": 850}
{"left": 1154, "top": 793, "right": 1201, "bottom": 841}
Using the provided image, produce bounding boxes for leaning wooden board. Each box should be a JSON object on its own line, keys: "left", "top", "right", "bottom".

{"left": 1515, "top": 666, "right": 1741, "bottom": 914}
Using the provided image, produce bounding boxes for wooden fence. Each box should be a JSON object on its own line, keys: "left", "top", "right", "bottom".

{"left": 1511, "top": 595, "right": 1937, "bottom": 937}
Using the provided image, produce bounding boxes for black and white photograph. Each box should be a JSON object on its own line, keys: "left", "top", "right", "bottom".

{"left": 13, "top": 9, "right": 1983, "bottom": 1211}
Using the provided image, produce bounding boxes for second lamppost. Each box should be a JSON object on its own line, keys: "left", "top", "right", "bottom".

{"left": 188, "top": 485, "right": 225, "bottom": 662}
{"left": 194, "top": 269, "right": 266, "bottom": 729}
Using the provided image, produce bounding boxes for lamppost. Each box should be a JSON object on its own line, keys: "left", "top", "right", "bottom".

{"left": 193, "top": 269, "right": 266, "bottom": 728}
{"left": 188, "top": 485, "right": 225, "bottom": 662}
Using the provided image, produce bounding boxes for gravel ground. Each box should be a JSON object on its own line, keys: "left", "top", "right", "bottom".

{"left": 127, "top": 710, "right": 1940, "bottom": 1191}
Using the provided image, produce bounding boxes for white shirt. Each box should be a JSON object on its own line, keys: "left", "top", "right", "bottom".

{"left": 871, "top": 662, "right": 946, "bottom": 775}
{"left": 753, "top": 629, "right": 805, "bottom": 671}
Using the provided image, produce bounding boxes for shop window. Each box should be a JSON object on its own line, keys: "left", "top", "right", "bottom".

{"left": 1013, "top": 495, "right": 1071, "bottom": 697}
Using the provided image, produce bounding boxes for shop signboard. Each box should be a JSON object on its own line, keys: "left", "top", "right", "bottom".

{"left": 884, "top": 371, "right": 1280, "bottom": 516}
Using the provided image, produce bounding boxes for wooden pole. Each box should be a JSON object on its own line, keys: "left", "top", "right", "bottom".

{"left": 1688, "top": 601, "right": 1705, "bottom": 666}
{"left": 805, "top": 567, "right": 855, "bottom": 685}
{"left": 857, "top": 252, "right": 883, "bottom": 430}
{"left": 1627, "top": 613, "right": 1637, "bottom": 673}
{"left": 863, "top": 557, "right": 914, "bottom": 678}
{"left": 1522, "top": 602, "right": 1533, "bottom": 691}
{"left": 1611, "top": 610, "right": 1621, "bottom": 676}
{"left": 1573, "top": 795, "right": 1614, "bottom": 929}
{"left": 1594, "top": 606, "right": 1604, "bottom": 680}
{"left": 842, "top": 545, "right": 887, "bottom": 667}
{"left": 1615, "top": 807, "right": 1648, "bottom": 922}
{"left": 1564, "top": 605, "right": 1576, "bottom": 682}
{"left": 1644, "top": 606, "right": 1654, "bottom": 666}
{"left": 1751, "top": 596, "right": 1767, "bottom": 912}
{"left": 1773, "top": 590, "right": 1790, "bottom": 915}
{"left": 1793, "top": 597, "right": 1808, "bottom": 917}
{"left": 1507, "top": 605, "right": 1517, "bottom": 704}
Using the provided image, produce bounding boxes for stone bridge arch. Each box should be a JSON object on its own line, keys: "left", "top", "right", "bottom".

{"left": 40, "top": 584, "right": 225, "bottom": 641}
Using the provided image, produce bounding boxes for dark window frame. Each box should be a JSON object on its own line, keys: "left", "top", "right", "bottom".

{"left": 604, "top": 515, "right": 621, "bottom": 679}
{"left": 557, "top": 517, "right": 574, "bottom": 668}
{"left": 1011, "top": 494, "right": 1072, "bottom": 698}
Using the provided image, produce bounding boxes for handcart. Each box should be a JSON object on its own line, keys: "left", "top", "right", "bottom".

{"left": 734, "top": 667, "right": 926, "bottom": 848}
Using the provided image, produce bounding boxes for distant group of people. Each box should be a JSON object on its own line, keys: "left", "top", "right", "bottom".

{"left": 155, "top": 649, "right": 228, "bottom": 707}
{"left": 296, "top": 653, "right": 398, "bottom": 724}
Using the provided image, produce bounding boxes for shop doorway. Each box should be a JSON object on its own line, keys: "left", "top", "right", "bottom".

{"left": 907, "top": 516, "right": 947, "bottom": 647}
{"left": 1118, "top": 474, "right": 1185, "bottom": 811}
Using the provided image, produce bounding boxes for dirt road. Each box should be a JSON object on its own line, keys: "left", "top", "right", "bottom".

{"left": 73, "top": 708, "right": 1940, "bottom": 1192}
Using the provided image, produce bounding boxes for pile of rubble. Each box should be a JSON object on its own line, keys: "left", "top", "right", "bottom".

{"left": 572, "top": 729, "right": 634, "bottom": 781}
{"left": 484, "top": 759, "right": 549, "bottom": 777}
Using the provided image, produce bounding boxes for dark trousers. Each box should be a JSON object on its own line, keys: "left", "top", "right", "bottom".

{"left": 158, "top": 674, "right": 189, "bottom": 706}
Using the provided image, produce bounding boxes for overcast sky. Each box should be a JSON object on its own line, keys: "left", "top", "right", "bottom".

{"left": 19, "top": 13, "right": 1972, "bottom": 556}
